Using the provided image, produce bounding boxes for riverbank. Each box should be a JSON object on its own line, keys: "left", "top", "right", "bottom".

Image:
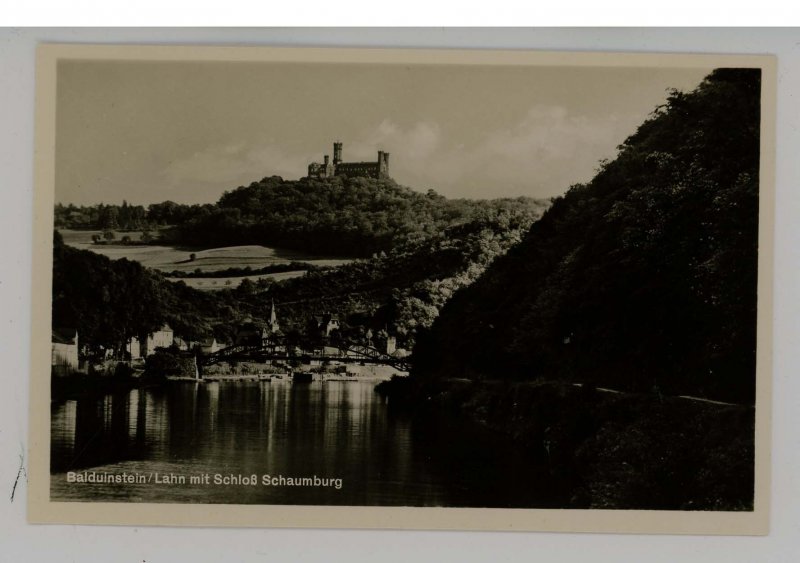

{"left": 52, "top": 363, "right": 402, "bottom": 400}
{"left": 376, "top": 377, "right": 755, "bottom": 510}
{"left": 51, "top": 373, "right": 162, "bottom": 401}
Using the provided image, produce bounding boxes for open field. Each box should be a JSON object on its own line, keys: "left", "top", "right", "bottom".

{"left": 59, "top": 229, "right": 355, "bottom": 289}
{"left": 175, "top": 270, "right": 307, "bottom": 290}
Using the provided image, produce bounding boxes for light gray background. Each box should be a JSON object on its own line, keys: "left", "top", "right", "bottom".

{"left": 2, "top": 28, "right": 798, "bottom": 562}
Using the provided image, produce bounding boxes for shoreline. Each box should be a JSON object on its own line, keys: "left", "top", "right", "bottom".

{"left": 376, "top": 376, "right": 755, "bottom": 511}
{"left": 51, "top": 368, "right": 400, "bottom": 400}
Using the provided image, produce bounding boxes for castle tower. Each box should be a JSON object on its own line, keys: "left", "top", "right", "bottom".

{"left": 378, "top": 151, "right": 390, "bottom": 178}
{"left": 333, "top": 142, "right": 343, "bottom": 165}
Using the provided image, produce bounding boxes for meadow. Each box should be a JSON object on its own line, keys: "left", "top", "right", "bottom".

{"left": 59, "top": 229, "right": 354, "bottom": 290}
{"left": 177, "top": 270, "right": 307, "bottom": 290}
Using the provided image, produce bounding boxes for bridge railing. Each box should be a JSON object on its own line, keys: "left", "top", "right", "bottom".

{"left": 198, "top": 338, "right": 410, "bottom": 371}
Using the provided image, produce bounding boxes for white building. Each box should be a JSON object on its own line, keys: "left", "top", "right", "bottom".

{"left": 173, "top": 337, "right": 193, "bottom": 351}
{"left": 52, "top": 328, "right": 79, "bottom": 376}
{"left": 199, "top": 337, "right": 220, "bottom": 354}
{"left": 127, "top": 336, "right": 142, "bottom": 359}
{"left": 127, "top": 323, "right": 175, "bottom": 359}
{"left": 149, "top": 323, "right": 174, "bottom": 351}
{"left": 311, "top": 313, "right": 340, "bottom": 337}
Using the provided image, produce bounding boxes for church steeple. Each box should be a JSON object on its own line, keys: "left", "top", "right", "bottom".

{"left": 267, "top": 299, "right": 280, "bottom": 334}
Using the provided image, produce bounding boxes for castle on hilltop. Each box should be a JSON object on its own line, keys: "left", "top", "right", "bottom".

{"left": 307, "top": 142, "right": 390, "bottom": 180}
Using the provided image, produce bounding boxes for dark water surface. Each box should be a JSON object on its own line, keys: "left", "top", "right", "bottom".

{"left": 51, "top": 380, "right": 558, "bottom": 506}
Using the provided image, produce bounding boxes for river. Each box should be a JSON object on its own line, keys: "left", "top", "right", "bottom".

{"left": 50, "top": 380, "right": 559, "bottom": 507}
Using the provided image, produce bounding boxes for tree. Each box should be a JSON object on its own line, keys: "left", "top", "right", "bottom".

{"left": 237, "top": 278, "right": 256, "bottom": 296}
{"left": 144, "top": 349, "right": 184, "bottom": 378}
{"left": 99, "top": 206, "right": 119, "bottom": 230}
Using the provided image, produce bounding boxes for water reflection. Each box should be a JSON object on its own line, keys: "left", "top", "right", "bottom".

{"left": 51, "top": 381, "right": 557, "bottom": 507}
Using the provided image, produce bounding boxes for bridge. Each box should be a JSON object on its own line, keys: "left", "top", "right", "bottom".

{"left": 198, "top": 337, "right": 411, "bottom": 373}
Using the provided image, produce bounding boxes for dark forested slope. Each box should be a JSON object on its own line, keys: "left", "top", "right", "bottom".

{"left": 52, "top": 231, "right": 229, "bottom": 351}
{"left": 415, "top": 69, "right": 761, "bottom": 404}
{"left": 261, "top": 211, "right": 542, "bottom": 349}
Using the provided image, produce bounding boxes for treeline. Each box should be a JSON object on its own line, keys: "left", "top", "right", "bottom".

{"left": 161, "top": 176, "right": 549, "bottom": 257}
{"left": 414, "top": 69, "right": 761, "bottom": 404}
{"left": 164, "top": 261, "right": 318, "bottom": 279}
{"left": 54, "top": 200, "right": 216, "bottom": 231}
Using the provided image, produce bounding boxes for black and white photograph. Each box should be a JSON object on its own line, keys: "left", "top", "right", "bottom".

{"left": 28, "top": 45, "right": 774, "bottom": 533}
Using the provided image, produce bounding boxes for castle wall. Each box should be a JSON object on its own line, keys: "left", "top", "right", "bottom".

{"left": 308, "top": 162, "right": 336, "bottom": 178}
{"left": 334, "top": 162, "right": 384, "bottom": 179}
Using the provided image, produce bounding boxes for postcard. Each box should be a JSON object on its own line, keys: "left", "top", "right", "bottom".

{"left": 28, "top": 44, "right": 775, "bottom": 534}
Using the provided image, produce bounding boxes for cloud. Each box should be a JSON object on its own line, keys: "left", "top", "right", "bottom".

{"left": 370, "top": 120, "right": 442, "bottom": 160}
{"left": 453, "top": 105, "right": 625, "bottom": 196}
{"left": 336, "top": 119, "right": 442, "bottom": 164}
{"left": 161, "top": 142, "right": 313, "bottom": 187}
{"left": 341, "top": 108, "right": 628, "bottom": 198}
{"left": 159, "top": 107, "right": 631, "bottom": 201}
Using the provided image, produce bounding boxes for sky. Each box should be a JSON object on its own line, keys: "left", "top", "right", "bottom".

{"left": 55, "top": 60, "right": 711, "bottom": 205}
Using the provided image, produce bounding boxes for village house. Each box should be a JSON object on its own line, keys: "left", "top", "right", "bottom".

{"left": 126, "top": 337, "right": 141, "bottom": 360}
{"left": 377, "top": 334, "right": 409, "bottom": 357}
{"left": 310, "top": 312, "right": 340, "bottom": 338}
{"left": 52, "top": 327, "right": 79, "bottom": 376}
{"left": 173, "top": 337, "right": 199, "bottom": 352}
{"left": 199, "top": 337, "right": 221, "bottom": 354}
{"left": 235, "top": 323, "right": 268, "bottom": 346}
{"left": 127, "top": 323, "right": 175, "bottom": 360}
{"left": 149, "top": 323, "right": 174, "bottom": 350}
{"left": 235, "top": 302, "right": 281, "bottom": 346}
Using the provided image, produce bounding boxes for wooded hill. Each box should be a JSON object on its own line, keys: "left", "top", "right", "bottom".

{"left": 56, "top": 176, "right": 548, "bottom": 259}
{"left": 414, "top": 69, "right": 761, "bottom": 404}
{"left": 161, "top": 176, "right": 548, "bottom": 257}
